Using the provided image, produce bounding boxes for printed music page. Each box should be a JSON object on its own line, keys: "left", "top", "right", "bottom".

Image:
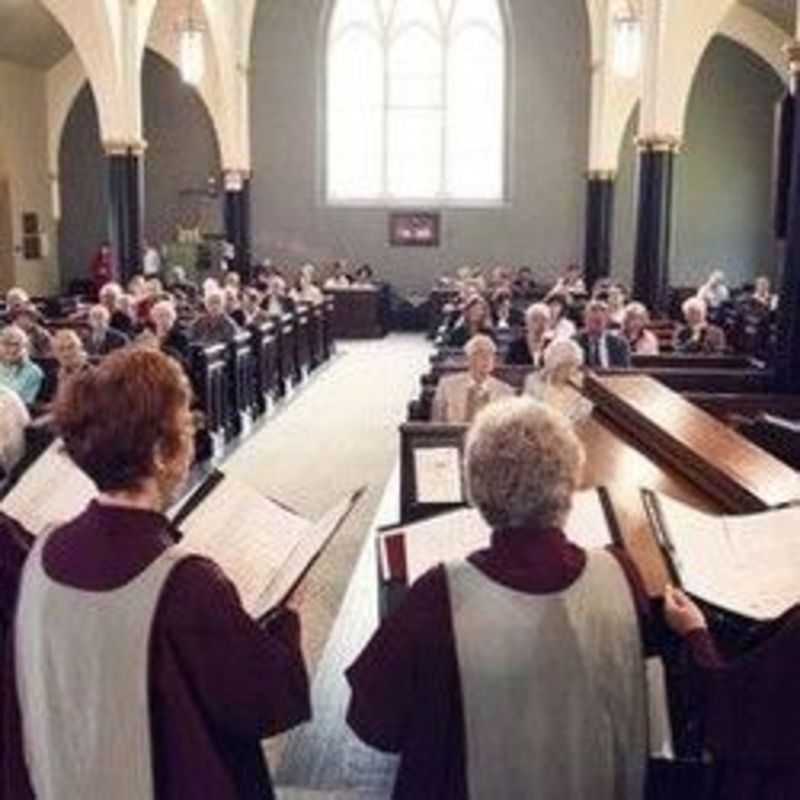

{"left": 414, "top": 447, "right": 463, "bottom": 504}
{"left": 0, "top": 440, "right": 96, "bottom": 535}
{"left": 179, "top": 477, "right": 311, "bottom": 615}
{"left": 251, "top": 487, "right": 365, "bottom": 617}
{"left": 653, "top": 493, "right": 800, "bottom": 620}
{"left": 385, "top": 489, "right": 613, "bottom": 585}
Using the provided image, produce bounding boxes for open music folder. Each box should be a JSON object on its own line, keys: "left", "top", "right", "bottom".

{"left": 0, "top": 443, "right": 364, "bottom": 617}
{"left": 379, "top": 487, "right": 620, "bottom": 586}
{"left": 642, "top": 489, "right": 800, "bottom": 621}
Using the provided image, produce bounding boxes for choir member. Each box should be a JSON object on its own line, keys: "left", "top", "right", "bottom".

{"left": 664, "top": 586, "right": 800, "bottom": 799}
{"left": 752, "top": 276, "right": 777, "bottom": 311}
{"left": 523, "top": 338, "right": 594, "bottom": 423}
{"left": 622, "top": 302, "right": 660, "bottom": 356}
{"left": 0, "top": 326, "right": 43, "bottom": 406}
{"left": 574, "top": 300, "right": 632, "bottom": 368}
{"left": 431, "top": 334, "right": 513, "bottom": 424}
{"left": 190, "top": 288, "right": 239, "bottom": 345}
{"left": 2, "top": 348, "right": 311, "bottom": 799}
{"left": 506, "top": 302, "right": 552, "bottom": 367}
{"left": 512, "top": 266, "right": 537, "bottom": 301}
{"left": 673, "top": 297, "right": 726, "bottom": 354}
{"left": 85, "top": 304, "right": 129, "bottom": 357}
{"left": 443, "top": 295, "right": 494, "bottom": 348}
{"left": 347, "top": 398, "right": 650, "bottom": 799}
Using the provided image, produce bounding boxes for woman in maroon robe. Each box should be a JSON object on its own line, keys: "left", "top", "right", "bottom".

{"left": 665, "top": 585, "right": 800, "bottom": 799}
{"left": 2, "top": 348, "right": 310, "bottom": 800}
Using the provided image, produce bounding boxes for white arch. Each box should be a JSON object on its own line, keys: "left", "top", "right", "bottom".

{"left": 718, "top": 4, "right": 789, "bottom": 87}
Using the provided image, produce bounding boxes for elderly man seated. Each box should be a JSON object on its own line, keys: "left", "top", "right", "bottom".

{"left": 190, "top": 287, "right": 239, "bottom": 345}
{"left": 85, "top": 305, "right": 129, "bottom": 357}
{"left": 0, "top": 326, "right": 43, "bottom": 406}
{"left": 347, "top": 399, "right": 650, "bottom": 799}
{"left": 148, "top": 300, "right": 190, "bottom": 365}
{"left": 506, "top": 302, "right": 552, "bottom": 367}
{"left": 673, "top": 296, "right": 726, "bottom": 354}
{"left": 575, "top": 299, "right": 631, "bottom": 368}
{"left": 431, "top": 335, "right": 514, "bottom": 424}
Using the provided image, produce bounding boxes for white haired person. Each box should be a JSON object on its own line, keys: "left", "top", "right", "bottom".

{"left": 347, "top": 398, "right": 651, "bottom": 799}
{"left": 0, "top": 384, "right": 29, "bottom": 480}
{"left": 86, "top": 304, "right": 129, "bottom": 357}
{"left": 189, "top": 288, "right": 239, "bottom": 346}
{"left": 506, "top": 302, "right": 552, "bottom": 367}
{"left": 0, "top": 326, "right": 43, "bottom": 406}
{"left": 697, "top": 269, "right": 729, "bottom": 312}
{"left": 431, "top": 334, "right": 514, "bottom": 423}
{"left": 291, "top": 263, "right": 324, "bottom": 306}
{"left": 622, "top": 302, "right": 659, "bottom": 356}
{"left": 674, "top": 296, "right": 726, "bottom": 354}
{"left": 524, "top": 338, "right": 594, "bottom": 423}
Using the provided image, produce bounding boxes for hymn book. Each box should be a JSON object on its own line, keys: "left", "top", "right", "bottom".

{"left": 0, "top": 440, "right": 96, "bottom": 534}
{"left": 175, "top": 472, "right": 365, "bottom": 616}
{"left": 379, "top": 487, "right": 618, "bottom": 586}
{"left": 642, "top": 489, "right": 800, "bottom": 621}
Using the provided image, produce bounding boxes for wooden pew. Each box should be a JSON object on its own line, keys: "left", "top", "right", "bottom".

{"left": 227, "top": 331, "right": 258, "bottom": 438}
{"left": 249, "top": 318, "right": 279, "bottom": 415}
{"left": 584, "top": 373, "right": 800, "bottom": 512}
{"left": 322, "top": 295, "right": 335, "bottom": 360}
{"left": 294, "top": 305, "right": 312, "bottom": 381}
{"left": 276, "top": 312, "right": 299, "bottom": 395}
{"left": 189, "top": 342, "right": 228, "bottom": 459}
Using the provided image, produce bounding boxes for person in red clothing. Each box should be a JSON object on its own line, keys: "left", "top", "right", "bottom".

{"left": 665, "top": 586, "right": 800, "bottom": 800}
{"left": 2, "top": 348, "right": 310, "bottom": 800}
{"left": 347, "top": 398, "right": 651, "bottom": 800}
{"left": 89, "top": 241, "right": 114, "bottom": 294}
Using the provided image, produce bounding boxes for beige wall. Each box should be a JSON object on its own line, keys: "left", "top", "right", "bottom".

{"left": 0, "top": 60, "right": 56, "bottom": 295}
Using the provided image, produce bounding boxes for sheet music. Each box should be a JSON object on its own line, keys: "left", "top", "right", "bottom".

{"left": 385, "top": 489, "right": 613, "bottom": 585}
{"left": 179, "top": 477, "right": 311, "bottom": 614}
{"left": 655, "top": 493, "right": 800, "bottom": 620}
{"left": 414, "top": 447, "right": 463, "bottom": 504}
{"left": 251, "top": 488, "right": 363, "bottom": 617}
{"left": 0, "top": 440, "right": 96, "bottom": 534}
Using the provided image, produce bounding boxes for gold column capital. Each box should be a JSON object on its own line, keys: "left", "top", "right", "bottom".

{"left": 634, "top": 134, "right": 683, "bottom": 154}
{"left": 586, "top": 169, "right": 616, "bottom": 181}
{"left": 102, "top": 139, "right": 148, "bottom": 157}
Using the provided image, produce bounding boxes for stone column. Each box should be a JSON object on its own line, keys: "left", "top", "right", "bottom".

{"left": 104, "top": 139, "right": 145, "bottom": 284}
{"left": 223, "top": 169, "right": 252, "bottom": 279}
{"left": 632, "top": 135, "right": 680, "bottom": 314}
{"left": 584, "top": 170, "right": 615, "bottom": 292}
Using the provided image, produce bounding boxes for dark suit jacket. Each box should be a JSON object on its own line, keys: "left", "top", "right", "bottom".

{"left": 86, "top": 327, "right": 129, "bottom": 357}
{"left": 574, "top": 331, "right": 631, "bottom": 368}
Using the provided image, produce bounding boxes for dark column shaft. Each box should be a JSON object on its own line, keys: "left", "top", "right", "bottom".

{"left": 776, "top": 71, "right": 800, "bottom": 393}
{"left": 107, "top": 148, "right": 144, "bottom": 285}
{"left": 224, "top": 175, "right": 252, "bottom": 279}
{"left": 584, "top": 174, "right": 615, "bottom": 292}
{"left": 632, "top": 142, "right": 676, "bottom": 314}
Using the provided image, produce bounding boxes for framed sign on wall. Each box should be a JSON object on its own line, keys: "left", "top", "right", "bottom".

{"left": 389, "top": 212, "right": 440, "bottom": 247}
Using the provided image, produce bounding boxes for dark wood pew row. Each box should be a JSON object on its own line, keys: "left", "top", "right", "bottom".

{"left": 249, "top": 318, "right": 280, "bottom": 415}
{"left": 584, "top": 373, "right": 800, "bottom": 512}
{"left": 227, "top": 332, "right": 259, "bottom": 438}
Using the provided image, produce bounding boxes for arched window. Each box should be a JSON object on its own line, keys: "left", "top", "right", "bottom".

{"left": 326, "top": 0, "right": 506, "bottom": 203}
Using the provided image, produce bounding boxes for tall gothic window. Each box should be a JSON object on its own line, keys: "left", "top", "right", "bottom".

{"left": 326, "top": 0, "right": 506, "bottom": 203}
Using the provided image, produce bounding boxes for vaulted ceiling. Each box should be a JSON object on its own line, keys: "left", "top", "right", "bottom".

{"left": 0, "top": 0, "right": 71, "bottom": 70}
{"left": 741, "top": 0, "right": 795, "bottom": 33}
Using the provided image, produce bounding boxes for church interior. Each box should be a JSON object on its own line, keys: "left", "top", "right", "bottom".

{"left": 2, "top": 0, "right": 800, "bottom": 798}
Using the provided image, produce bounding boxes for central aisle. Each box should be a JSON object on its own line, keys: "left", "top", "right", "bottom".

{"left": 224, "top": 334, "right": 430, "bottom": 674}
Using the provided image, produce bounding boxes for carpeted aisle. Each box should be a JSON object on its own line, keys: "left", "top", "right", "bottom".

{"left": 224, "top": 333, "right": 430, "bottom": 675}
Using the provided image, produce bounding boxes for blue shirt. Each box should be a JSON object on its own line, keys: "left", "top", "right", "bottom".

{"left": 0, "top": 360, "right": 43, "bottom": 405}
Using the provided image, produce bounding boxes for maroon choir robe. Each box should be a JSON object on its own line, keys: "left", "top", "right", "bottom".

{"left": 686, "top": 607, "right": 800, "bottom": 800}
{"left": 1, "top": 501, "right": 311, "bottom": 800}
{"left": 345, "top": 527, "right": 654, "bottom": 800}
